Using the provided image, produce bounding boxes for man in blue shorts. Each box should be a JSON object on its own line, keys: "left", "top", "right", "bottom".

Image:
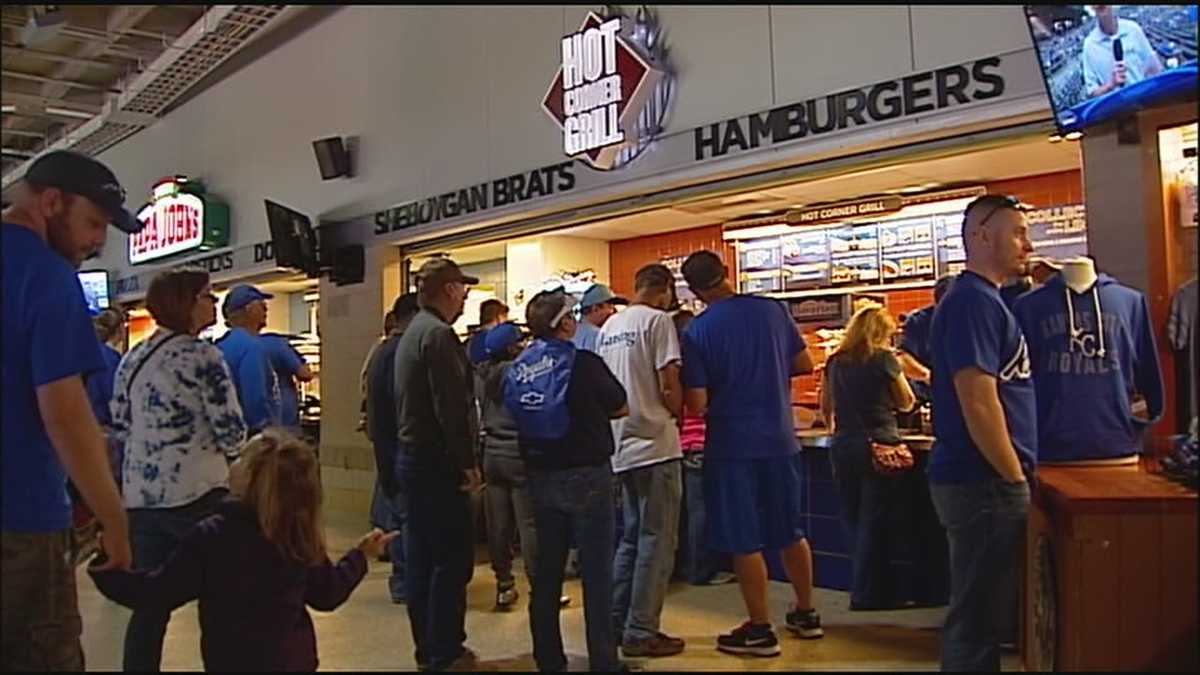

{"left": 928, "top": 194, "right": 1036, "bottom": 671}
{"left": 679, "top": 250, "right": 823, "bottom": 657}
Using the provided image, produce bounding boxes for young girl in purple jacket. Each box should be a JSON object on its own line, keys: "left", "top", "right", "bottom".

{"left": 90, "top": 431, "right": 397, "bottom": 671}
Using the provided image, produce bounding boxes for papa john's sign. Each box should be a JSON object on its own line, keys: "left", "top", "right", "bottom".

{"left": 129, "top": 177, "right": 230, "bottom": 264}
{"left": 542, "top": 7, "right": 672, "bottom": 171}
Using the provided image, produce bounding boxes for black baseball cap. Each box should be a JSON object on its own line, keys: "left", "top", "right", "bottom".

{"left": 23, "top": 150, "right": 142, "bottom": 234}
{"left": 416, "top": 257, "right": 480, "bottom": 287}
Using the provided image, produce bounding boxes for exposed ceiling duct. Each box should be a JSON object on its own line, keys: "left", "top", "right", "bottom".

{"left": 2, "top": 5, "right": 289, "bottom": 191}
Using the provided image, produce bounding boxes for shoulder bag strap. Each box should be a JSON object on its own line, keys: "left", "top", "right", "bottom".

{"left": 125, "top": 333, "right": 186, "bottom": 398}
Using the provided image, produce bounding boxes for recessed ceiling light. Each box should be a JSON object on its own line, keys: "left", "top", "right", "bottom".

{"left": 45, "top": 107, "right": 93, "bottom": 120}
{"left": 897, "top": 185, "right": 926, "bottom": 193}
{"left": 0, "top": 105, "right": 15, "bottom": 114}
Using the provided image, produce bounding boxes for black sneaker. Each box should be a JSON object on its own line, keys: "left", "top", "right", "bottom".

{"left": 785, "top": 607, "right": 824, "bottom": 639}
{"left": 716, "top": 622, "right": 780, "bottom": 657}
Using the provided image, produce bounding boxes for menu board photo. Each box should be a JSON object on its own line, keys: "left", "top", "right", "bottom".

{"left": 1026, "top": 204, "right": 1088, "bottom": 260}
{"left": 878, "top": 218, "right": 936, "bottom": 281}
{"left": 828, "top": 225, "right": 881, "bottom": 285}
{"left": 934, "top": 214, "right": 967, "bottom": 277}
{"left": 738, "top": 237, "right": 782, "bottom": 293}
{"left": 781, "top": 230, "right": 830, "bottom": 290}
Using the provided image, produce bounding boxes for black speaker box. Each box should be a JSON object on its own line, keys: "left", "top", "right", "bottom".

{"left": 312, "top": 137, "right": 351, "bottom": 179}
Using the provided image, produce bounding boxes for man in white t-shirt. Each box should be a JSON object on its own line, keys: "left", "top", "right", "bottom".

{"left": 597, "top": 263, "right": 685, "bottom": 658}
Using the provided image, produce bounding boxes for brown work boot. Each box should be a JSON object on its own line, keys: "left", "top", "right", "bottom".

{"left": 620, "top": 632, "right": 685, "bottom": 657}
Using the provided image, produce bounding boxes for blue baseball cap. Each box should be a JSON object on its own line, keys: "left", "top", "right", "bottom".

{"left": 484, "top": 321, "right": 524, "bottom": 357}
{"left": 579, "top": 283, "right": 628, "bottom": 310}
{"left": 222, "top": 284, "right": 273, "bottom": 315}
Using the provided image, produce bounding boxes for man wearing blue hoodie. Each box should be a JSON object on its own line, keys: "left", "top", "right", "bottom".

{"left": 216, "top": 285, "right": 281, "bottom": 434}
{"left": 928, "top": 194, "right": 1036, "bottom": 671}
{"left": 1012, "top": 267, "right": 1164, "bottom": 462}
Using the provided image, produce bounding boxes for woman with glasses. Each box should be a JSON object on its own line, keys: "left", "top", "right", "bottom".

{"left": 109, "top": 270, "right": 248, "bottom": 671}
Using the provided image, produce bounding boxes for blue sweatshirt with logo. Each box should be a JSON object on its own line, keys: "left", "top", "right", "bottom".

{"left": 1012, "top": 273, "right": 1164, "bottom": 462}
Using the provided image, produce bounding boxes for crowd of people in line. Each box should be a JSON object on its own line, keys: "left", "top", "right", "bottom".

{"left": 4, "top": 151, "right": 1040, "bottom": 673}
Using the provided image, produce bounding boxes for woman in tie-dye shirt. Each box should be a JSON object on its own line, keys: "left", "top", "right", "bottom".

{"left": 109, "top": 270, "right": 247, "bottom": 671}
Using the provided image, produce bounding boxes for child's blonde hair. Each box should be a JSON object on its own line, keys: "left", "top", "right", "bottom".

{"left": 233, "top": 430, "right": 327, "bottom": 566}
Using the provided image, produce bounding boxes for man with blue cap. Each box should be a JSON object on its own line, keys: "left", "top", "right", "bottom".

{"left": 572, "top": 283, "right": 628, "bottom": 353}
{"left": 216, "top": 284, "right": 281, "bottom": 433}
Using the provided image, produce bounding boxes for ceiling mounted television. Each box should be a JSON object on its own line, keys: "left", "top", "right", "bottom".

{"left": 78, "top": 270, "right": 110, "bottom": 316}
{"left": 265, "top": 199, "right": 321, "bottom": 277}
{"left": 1023, "top": 4, "right": 1197, "bottom": 133}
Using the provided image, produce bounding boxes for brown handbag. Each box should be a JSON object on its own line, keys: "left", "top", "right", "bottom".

{"left": 871, "top": 440, "right": 914, "bottom": 475}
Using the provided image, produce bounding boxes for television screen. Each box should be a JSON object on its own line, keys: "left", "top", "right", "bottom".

{"left": 1024, "top": 5, "right": 1198, "bottom": 133}
{"left": 78, "top": 270, "right": 109, "bottom": 316}
{"left": 265, "top": 199, "right": 320, "bottom": 276}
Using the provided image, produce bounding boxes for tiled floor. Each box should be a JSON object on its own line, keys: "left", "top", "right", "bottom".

{"left": 77, "top": 509, "right": 1021, "bottom": 671}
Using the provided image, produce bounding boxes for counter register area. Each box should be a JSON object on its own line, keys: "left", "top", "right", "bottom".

{"left": 705, "top": 190, "right": 1196, "bottom": 672}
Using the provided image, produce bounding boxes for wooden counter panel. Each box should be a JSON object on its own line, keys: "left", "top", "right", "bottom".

{"left": 1037, "top": 467, "right": 1197, "bottom": 515}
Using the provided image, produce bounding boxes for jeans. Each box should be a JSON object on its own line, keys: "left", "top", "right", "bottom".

{"left": 831, "top": 435, "right": 899, "bottom": 608}
{"left": 483, "top": 454, "right": 537, "bottom": 588}
{"left": 371, "top": 442, "right": 408, "bottom": 602}
{"left": 398, "top": 452, "right": 474, "bottom": 670}
{"left": 124, "top": 488, "right": 228, "bottom": 672}
{"left": 612, "top": 459, "right": 682, "bottom": 642}
{"left": 681, "top": 453, "right": 728, "bottom": 584}
{"left": 528, "top": 464, "right": 619, "bottom": 672}
{"left": 1, "top": 530, "right": 84, "bottom": 671}
{"left": 930, "top": 478, "right": 1030, "bottom": 672}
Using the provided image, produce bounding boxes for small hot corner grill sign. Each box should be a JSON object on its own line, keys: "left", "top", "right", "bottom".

{"left": 541, "top": 7, "right": 672, "bottom": 171}
{"left": 128, "top": 176, "right": 230, "bottom": 264}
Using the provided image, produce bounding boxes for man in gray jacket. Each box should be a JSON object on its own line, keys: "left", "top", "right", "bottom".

{"left": 393, "top": 257, "right": 482, "bottom": 671}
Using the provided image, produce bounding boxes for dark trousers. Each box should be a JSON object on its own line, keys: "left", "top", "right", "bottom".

{"left": 483, "top": 454, "right": 537, "bottom": 588}
{"left": 680, "top": 453, "right": 728, "bottom": 584}
{"left": 399, "top": 453, "right": 474, "bottom": 670}
{"left": 831, "top": 436, "right": 900, "bottom": 608}
{"left": 371, "top": 441, "right": 408, "bottom": 602}
{"left": 1, "top": 529, "right": 84, "bottom": 671}
{"left": 123, "top": 488, "right": 228, "bottom": 672}
{"left": 930, "top": 478, "right": 1030, "bottom": 672}
{"left": 528, "top": 464, "right": 619, "bottom": 672}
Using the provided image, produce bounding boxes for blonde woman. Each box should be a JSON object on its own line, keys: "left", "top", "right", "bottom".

{"left": 819, "top": 305, "right": 915, "bottom": 610}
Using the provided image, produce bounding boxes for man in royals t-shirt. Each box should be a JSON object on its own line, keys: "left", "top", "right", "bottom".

{"left": 928, "top": 194, "right": 1036, "bottom": 671}
{"left": 678, "top": 250, "right": 823, "bottom": 658}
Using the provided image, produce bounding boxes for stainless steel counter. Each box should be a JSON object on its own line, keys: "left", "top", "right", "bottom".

{"left": 796, "top": 429, "right": 935, "bottom": 451}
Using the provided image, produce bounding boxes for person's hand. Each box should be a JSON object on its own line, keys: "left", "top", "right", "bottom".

{"left": 356, "top": 528, "right": 400, "bottom": 559}
{"left": 1110, "top": 61, "right": 1127, "bottom": 88}
{"left": 91, "top": 528, "right": 133, "bottom": 572}
{"left": 460, "top": 468, "right": 484, "bottom": 493}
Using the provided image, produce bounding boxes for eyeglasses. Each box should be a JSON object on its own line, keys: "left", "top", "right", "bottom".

{"left": 969, "top": 195, "right": 1026, "bottom": 230}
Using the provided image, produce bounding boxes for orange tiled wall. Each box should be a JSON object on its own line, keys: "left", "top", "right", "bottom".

{"left": 608, "top": 169, "right": 1085, "bottom": 409}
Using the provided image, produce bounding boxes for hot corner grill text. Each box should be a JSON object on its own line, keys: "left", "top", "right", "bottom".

{"left": 375, "top": 161, "right": 576, "bottom": 234}
{"left": 695, "top": 57, "right": 1005, "bottom": 161}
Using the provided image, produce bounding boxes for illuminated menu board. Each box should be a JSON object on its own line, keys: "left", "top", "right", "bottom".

{"left": 828, "top": 225, "right": 881, "bottom": 285}
{"left": 781, "top": 230, "right": 829, "bottom": 290}
{"left": 878, "top": 218, "right": 936, "bottom": 281}
{"left": 934, "top": 214, "right": 966, "bottom": 277}
{"left": 738, "top": 237, "right": 782, "bottom": 293}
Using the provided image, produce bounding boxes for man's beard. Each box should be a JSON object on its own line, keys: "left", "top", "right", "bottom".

{"left": 46, "top": 213, "right": 84, "bottom": 269}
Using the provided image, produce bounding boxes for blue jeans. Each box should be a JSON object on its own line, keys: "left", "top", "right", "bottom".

{"left": 528, "top": 464, "right": 619, "bottom": 672}
{"left": 831, "top": 435, "right": 899, "bottom": 608}
{"left": 397, "top": 452, "right": 473, "bottom": 670}
{"left": 371, "top": 442, "right": 408, "bottom": 602}
{"left": 930, "top": 478, "right": 1030, "bottom": 672}
{"left": 612, "top": 460, "right": 682, "bottom": 641}
{"left": 123, "top": 488, "right": 228, "bottom": 671}
{"left": 682, "top": 453, "right": 728, "bottom": 584}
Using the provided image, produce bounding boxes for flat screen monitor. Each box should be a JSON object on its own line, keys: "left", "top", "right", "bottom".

{"left": 1024, "top": 5, "right": 1197, "bottom": 133}
{"left": 265, "top": 199, "right": 320, "bottom": 276}
{"left": 78, "top": 270, "right": 110, "bottom": 316}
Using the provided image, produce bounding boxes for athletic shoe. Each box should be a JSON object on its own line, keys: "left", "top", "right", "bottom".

{"left": 784, "top": 606, "right": 824, "bottom": 639}
{"left": 707, "top": 571, "right": 737, "bottom": 585}
{"left": 560, "top": 595, "right": 571, "bottom": 608}
{"left": 495, "top": 585, "right": 519, "bottom": 611}
{"left": 621, "top": 632, "right": 685, "bottom": 657}
{"left": 716, "top": 622, "right": 780, "bottom": 657}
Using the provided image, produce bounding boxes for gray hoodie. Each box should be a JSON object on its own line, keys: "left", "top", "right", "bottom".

{"left": 474, "top": 357, "right": 521, "bottom": 459}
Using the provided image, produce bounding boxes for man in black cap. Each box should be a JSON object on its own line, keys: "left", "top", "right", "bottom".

{"left": 2, "top": 150, "right": 140, "bottom": 669}
{"left": 393, "top": 257, "right": 483, "bottom": 671}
